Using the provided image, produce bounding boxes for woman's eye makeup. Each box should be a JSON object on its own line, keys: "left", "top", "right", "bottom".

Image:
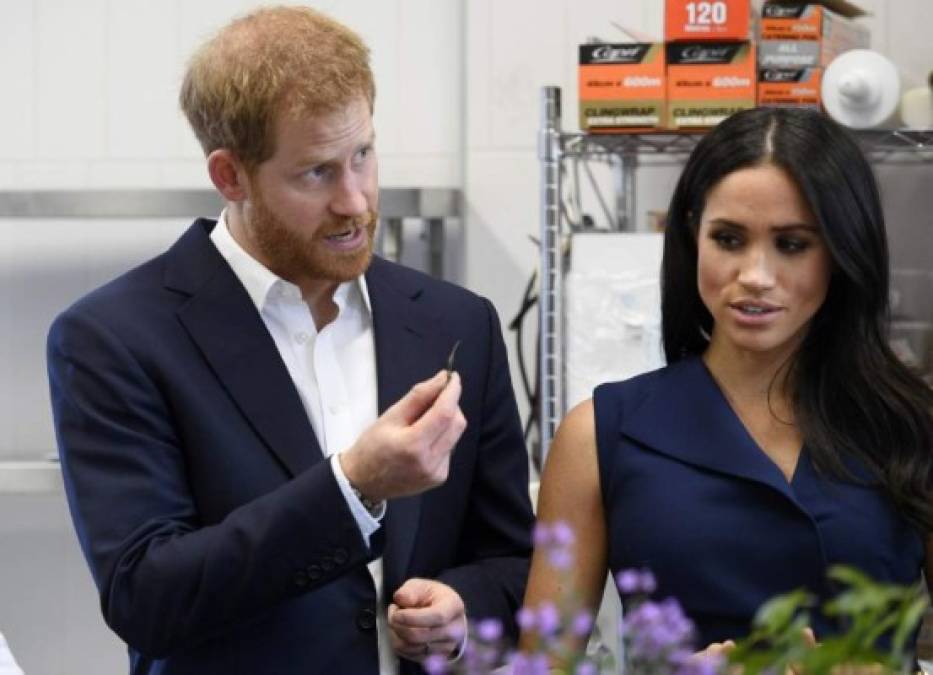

{"left": 776, "top": 236, "right": 811, "bottom": 253}
{"left": 707, "top": 225, "right": 816, "bottom": 255}
{"left": 710, "top": 229, "right": 743, "bottom": 249}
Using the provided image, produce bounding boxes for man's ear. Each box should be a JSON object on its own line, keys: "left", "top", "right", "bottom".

{"left": 207, "top": 149, "right": 250, "bottom": 202}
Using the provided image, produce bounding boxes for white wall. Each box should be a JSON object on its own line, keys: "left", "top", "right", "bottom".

{"left": 0, "top": 0, "right": 463, "bottom": 189}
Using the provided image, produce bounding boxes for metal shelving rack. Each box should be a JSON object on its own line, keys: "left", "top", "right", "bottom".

{"left": 537, "top": 84, "right": 933, "bottom": 460}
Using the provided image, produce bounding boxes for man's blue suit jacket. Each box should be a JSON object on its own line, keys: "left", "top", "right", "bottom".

{"left": 47, "top": 218, "right": 534, "bottom": 675}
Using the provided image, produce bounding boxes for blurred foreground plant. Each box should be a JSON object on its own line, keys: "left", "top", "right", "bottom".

{"left": 728, "top": 565, "right": 928, "bottom": 675}
{"left": 425, "top": 522, "right": 927, "bottom": 674}
{"left": 426, "top": 521, "right": 715, "bottom": 674}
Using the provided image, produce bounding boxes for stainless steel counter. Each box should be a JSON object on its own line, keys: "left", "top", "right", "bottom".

{"left": 0, "top": 187, "right": 462, "bottom": 279}
{"left": 0, "top": 188, "right": 460, "bottom": 219}
{"left": 0, "top": 461, "right": 63, "bottom": 494}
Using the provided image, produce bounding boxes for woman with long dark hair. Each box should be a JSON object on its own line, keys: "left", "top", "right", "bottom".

{"left": 521, "top": 107, "right": 933, "bottom": 656}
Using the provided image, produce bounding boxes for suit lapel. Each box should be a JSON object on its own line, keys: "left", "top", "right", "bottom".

{"left": 365, "top": 257, "right": 452, "bottom": 592}
{"left": 166, "top": 220, "right": 324, "bottom": 478}
{"left": 620, "top": 357, "right": 799, "bottom": 503}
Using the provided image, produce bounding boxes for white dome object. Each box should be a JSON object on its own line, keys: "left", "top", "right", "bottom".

{"left": 822, "top": 49, "right": 901, "bottom": 129}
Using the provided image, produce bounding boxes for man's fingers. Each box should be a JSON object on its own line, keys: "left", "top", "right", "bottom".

{"left": 389, "top": 631, "right": 425, "bottom": 660}
{"left": 428, "top": 410, "right": 467, "bottom": 457}
{"left": 410, "top": 373, "right": 466, "bottom": 451}
{"left": 391, "top": 579, "right": 465, "bottom": 628}
{"left": 390, "top": 604, "right": 448, "bottom": 628}
{"left": 393, "top": 578, "right": 434, "bottom": 610}
{"left": 385, "top": 371, "right": 447, "bottom": 425}
{"left": 801, "top": 627, "right": 818, "bottom": 648}
{"left": 389, "top": 581, "right": 466, "bottom": 663}
{"left": 696, "top": 640, "right": 736, "bottom": 659}
{"left": 389, "top": 621, "right": 453, "bottom": 644}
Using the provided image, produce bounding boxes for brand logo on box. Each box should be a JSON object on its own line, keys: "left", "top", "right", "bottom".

{"left": 580, "top": 44, "right": 653, "bottom": 64}
{"left": 762, "top": 69, "right": 802, "bottom": 82}
{"left": 680, "top": 45, "right": 734, "bottom": 62}
{"left": 763, "top": 4, "right": 804, "bottom": 18}
{"left": 593, "top": 45, "right": 641, "bottom": 61}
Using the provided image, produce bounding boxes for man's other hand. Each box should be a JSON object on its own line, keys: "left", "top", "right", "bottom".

{"left": 388, "top": 578, "right": 467, "bottom": 663}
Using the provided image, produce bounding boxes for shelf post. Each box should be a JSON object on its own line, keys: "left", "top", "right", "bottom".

{"left": 538, "top": 86, "right": 564, "bottom": 463}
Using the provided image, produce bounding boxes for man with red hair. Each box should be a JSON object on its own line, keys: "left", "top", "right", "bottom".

{"left": 48, "top": 7, "right": 533, "bottom": 674}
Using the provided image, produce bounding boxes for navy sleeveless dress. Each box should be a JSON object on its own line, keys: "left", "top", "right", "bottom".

{"left": 593, "top": 357, "right": 924, "bottom": 646}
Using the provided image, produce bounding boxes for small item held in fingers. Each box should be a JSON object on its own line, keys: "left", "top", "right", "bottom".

{"left": 445, "top": 340, "right": 462, "bottom": 384}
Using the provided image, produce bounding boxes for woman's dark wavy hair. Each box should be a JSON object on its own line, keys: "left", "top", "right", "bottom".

{"left": 661, "top": 106, "right": 933, "bottom": 533}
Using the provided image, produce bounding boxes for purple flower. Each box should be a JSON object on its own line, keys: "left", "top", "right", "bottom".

{"left": 623, "top": 598, "right": 697, "bottom": 660}
{"left": 571, "top": 609, "right": 594, "bottom": 637}
{"left": 640, "top": 569, "right": 658, "bottom": 594}
{"left": 532, "top": 522, "right": 551, "bottom": 546}
{"left": 516, "top": 606, "right": 536, "bottom": 631}
{"left": 657, "top": 598, "right": 694, "bottom": 643}
{"left": 616, "top": 567, "right": 658, "bottom": 595}
{"left": 547, "top": 546, "right": 574, "bottom": 570}
{"left": 575, "top": 661, "right": 598, "bottom": 675}
{"left": 476, "top": 617, "right": 503, "bottom": 642}
{"left": 422, "top": 653, "right": 448, "bottom": 674}
{"left": 536, "top": 601, "right": 561, "bottom": 635}
{"left": 447, "top": 621, "right": 466, "bottom": 643}
{"left": 508, "top": 651, "right": 550, "bottom": 675}
{"left": 674, "top": 651, "right": 724, "bottom": 675}
{"left": 616, "top": 569, "right": 641, "bottom": 594}
{"left": 551, "top": 521, "right": 575, "bottom": 546}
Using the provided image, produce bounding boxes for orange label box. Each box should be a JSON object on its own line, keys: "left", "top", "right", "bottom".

{"left": 666, "top": 0, "right": 752, "bottom": 42}
{"left": 758, "top": 67, "right": 823, "bottom": 109}
{"left": 578, "top": 43, "right": 666, "bottom": 131}
{"left": 759, "top": 2, "right": 869, "bottom": 67}
{"left": 666, "top": 41, "right": 757, "bottom": 128}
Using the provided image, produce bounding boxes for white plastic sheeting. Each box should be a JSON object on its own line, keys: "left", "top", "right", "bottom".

{"left": 565, "top": 232, "right": 666, "bottom": 409}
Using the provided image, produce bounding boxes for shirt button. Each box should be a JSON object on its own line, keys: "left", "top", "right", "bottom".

{"left": 295, "top": 332, "right": 309, "bottom": 344}
{"left": 356, "top": 607, "right": 377, "bottom": 632}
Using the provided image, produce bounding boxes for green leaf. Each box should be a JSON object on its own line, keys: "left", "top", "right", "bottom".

{"left": 892, "top": 594, "right": 930, "bottom": 654}
{"left": 751, "top": 588, "right": 814, "bottom": 634}
{"left": 824, "top": 586, "right": 899, "bottom": 617}
{"left": 827, "top": 565, "right": 877, "bottom": 589}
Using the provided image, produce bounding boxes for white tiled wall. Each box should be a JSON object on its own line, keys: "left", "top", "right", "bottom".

{"left": 0, "top": 0, "right": 463, "bottom": 188}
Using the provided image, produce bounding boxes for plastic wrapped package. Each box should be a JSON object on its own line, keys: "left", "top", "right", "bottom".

{"left": 565, "top": 232, "right": 666, "bottom": 409}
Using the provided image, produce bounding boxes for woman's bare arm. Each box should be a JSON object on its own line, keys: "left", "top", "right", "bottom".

{"left": 519, "top": 399, "right": 609, "bottom": 658}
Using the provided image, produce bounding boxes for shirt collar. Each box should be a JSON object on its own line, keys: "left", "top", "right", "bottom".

{"left": 209, "top": 209, "right": 372, "bottom": 316}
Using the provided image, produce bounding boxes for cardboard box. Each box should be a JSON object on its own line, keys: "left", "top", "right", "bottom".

{"left": 759, "top": 2, "right": 869, "bottom": 67}
{"left": 666, "top": 41, "right": 757, "bottom": 128}
{"left": 666, "top": 0, "right": 752, "bottom": 41}
{"left": 578, "top": 43, "right": 666, "bottom": 131}
{"left": 758, "top": 67, "right": 823, "bottom": 109}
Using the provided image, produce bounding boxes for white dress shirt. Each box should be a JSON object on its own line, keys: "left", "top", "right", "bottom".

{"left": 210, "top": 212, "right": 398, "bottom": 674}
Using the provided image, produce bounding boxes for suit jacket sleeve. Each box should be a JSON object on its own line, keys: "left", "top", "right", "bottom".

{"left": 437, "top": 297, "right": 534, "bottom": 640}
{"left": 47, "top": 306, "right": 376, "bottom": 658}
